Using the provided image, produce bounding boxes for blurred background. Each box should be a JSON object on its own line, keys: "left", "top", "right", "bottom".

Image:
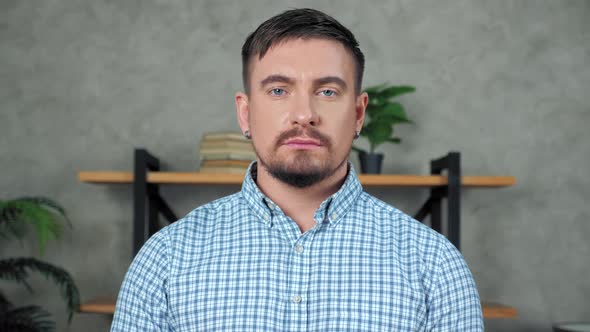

{"left": 1, "top": 0, "right": 589, "bottom": 331}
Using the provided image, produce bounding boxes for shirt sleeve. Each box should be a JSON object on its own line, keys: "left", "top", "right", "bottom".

{"left": 426, "top": 240, "right": 484, "bottom": 331}
{"left": 110, "top": 228, "right": 171, "bottom": 332}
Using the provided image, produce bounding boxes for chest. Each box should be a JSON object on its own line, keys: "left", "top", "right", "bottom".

{"left": 166, "top": 223, "right": 428, "bottom": 331}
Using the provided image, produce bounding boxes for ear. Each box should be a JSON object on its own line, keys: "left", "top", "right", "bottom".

{"left": 355, "top": 92, "right": 368, "bottom": 132}
{"left": 235, "top": 91, "right": 250, "bottom": 134}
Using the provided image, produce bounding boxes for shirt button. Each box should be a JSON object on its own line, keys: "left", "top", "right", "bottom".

{"left": 264, "top": 214, "right": 270, "bottom": 221}
{"left": 291, "top": 295, "right": 302, "bottom": 303}
{"left": 295, "top": 244, "right": 304, "bottom": 253}
{"left": 331, "top": 212, "right": 338, "bottom": 221}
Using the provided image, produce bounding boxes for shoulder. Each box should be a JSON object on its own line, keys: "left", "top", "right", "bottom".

{"left": 163, "top": 192, "right": 244, "bottom": 237}
{"left": 141, "top": 192, "right": 246, "bottom": 271}
{"left": 358, "top": 191, "right": 449, "bottom": 248}
{"left": 357, "top": 191, "right": 479, "bottom": 302}
{"left": 356, "top": 191, "right": 460, "bottom": 273}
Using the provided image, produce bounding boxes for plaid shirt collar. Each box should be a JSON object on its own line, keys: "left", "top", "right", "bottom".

{"left": 240, "top": 161, "right": 363, "bottom": 227}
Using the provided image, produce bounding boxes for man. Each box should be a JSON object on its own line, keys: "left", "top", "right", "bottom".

{"left": 111, "top": 8, "right": 483, "bottom": 331}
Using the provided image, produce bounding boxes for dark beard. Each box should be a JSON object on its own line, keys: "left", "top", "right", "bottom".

{"left": 253, "top": 127, "right": 346, "bottom": 188}
{"left": 261, "top": 158, "right": 331, "bottom": 188}
{"left": 257, "top": 151, "right": 348, "bottom": 188}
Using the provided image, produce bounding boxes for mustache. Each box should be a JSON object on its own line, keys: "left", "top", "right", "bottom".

{"left": 276, "top": 127, "right": 331, "bottom": 148}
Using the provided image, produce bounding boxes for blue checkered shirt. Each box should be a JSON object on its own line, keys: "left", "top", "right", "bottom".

{"left": 111, "top": 163, "right": 483, "bottom": 331}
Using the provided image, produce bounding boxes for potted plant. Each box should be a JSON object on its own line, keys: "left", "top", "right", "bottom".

{"left": 352, "top": 84, "right": 416, "bottom": 173}
{"left": 0, "top": 197, "right": 80, "bottom": 332}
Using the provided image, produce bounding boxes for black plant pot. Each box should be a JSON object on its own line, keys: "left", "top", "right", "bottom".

{"left": 358, "top": 151, "right": 384, "bottom": 174}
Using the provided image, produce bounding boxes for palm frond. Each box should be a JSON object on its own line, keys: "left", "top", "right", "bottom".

{"left": 0, "top": 204, "right": 28, "bottom": 240}
{"left": 0, "top": 258, "right": 34, "bottom": 292}
{"left": 16, "top": 197, "right": 70, "bottom": 225}
{"left": 0, "top": 291, "right": 12, "bottom": 313}
{"left": 0, "top": 197, "right": 69, "bottom": 254}
{"left": 0, "top": 258, "right": 79, "bottom": 322}
{"left": 0, "top": 305, "right": 55, "bottom": 332}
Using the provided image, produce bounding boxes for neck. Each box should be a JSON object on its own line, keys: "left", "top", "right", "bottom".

{"left": 255, "top": 161, "right": 349, "bottom": 232}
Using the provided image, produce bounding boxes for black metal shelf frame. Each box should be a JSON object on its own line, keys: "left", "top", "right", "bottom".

{"left": 132, "top": 149, "right": 462, "bottom": 257}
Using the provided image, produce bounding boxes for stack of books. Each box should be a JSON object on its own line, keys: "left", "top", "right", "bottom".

{"left": 199, "top": 132, "right": 256, "bottom": 174}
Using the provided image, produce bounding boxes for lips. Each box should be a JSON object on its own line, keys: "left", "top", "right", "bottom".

{"left": 285, "top": 137, "right": 321, "bottom": 145}
{"left": 283, "top": 137, "right": 322, "bottom": 149}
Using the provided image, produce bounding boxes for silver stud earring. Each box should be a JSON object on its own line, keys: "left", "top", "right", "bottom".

{"left": 353, "top": 130, "right": 360, "bottom": 140}
{"left": 244, "top": 130, "right": 251, "bottom": 140}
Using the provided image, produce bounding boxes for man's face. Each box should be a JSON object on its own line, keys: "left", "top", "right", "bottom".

{"left": 236, "top": 38, "right": 367, "bottom": 187}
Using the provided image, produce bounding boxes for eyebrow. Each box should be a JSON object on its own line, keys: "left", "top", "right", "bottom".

{"left": 314, "top": 76, "right": 348, "bottom": 91}
{"left": 260, "top": 74, "right": 295, "bottom": 87}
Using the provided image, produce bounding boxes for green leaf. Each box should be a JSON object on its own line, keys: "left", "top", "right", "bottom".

{"left": 19, "top": 203, "right": 61, "bottom": 255}
{"left": 373, "top": 102, "right": 412, "bottom": 123}
{"left": 365, "top": 104, "right": 384, "bottom": 118}
{"left": 0, "top": 304, "right": 56, "bottom": 331}
{"left": 360, "top": 83, "right": 415, "bottom": 150}
{"left": 365, "top": 121, "right": 392, "bottom": 150}
{"left": 0, "top": 290, "right": 12, "bottom": 311}
{"left": 0, "top": 206, "right": 28, "bottom": 240}
{"left": 0, "top": 258, "right": 80, "bottom": 323}
{"left": 0, "top": 197, "right": 68, "bottom": 255}
{"left": 18, "top": 197, "right": 71, "bottom": 227}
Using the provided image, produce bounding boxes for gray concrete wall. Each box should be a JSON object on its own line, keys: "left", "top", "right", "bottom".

{"left": 1, "top": 1, "right": 588, "bottom": 331}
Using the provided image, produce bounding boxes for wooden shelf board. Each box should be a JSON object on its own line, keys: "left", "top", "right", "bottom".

{"left": 78, "top": 296, "right": 117, "bottom": 314}
{"left": 482, "top": 302, "right": 519, "bottom": 319}
{"left": 78, "top": 171, "right": 516, "bottom": 187}
{"left": 78, "top": 296, "right": 516, "bottom": 319}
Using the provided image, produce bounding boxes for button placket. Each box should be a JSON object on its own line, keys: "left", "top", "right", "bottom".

{"left": 287, "top": 232, "right": 315, "bottom": 328}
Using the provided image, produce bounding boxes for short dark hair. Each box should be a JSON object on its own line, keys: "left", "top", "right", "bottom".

{"left": 241, "top": 8, "right": 365, "bottom": 95}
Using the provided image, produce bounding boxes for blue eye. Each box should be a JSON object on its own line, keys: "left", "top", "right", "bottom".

{"left": 270, "top": 88, "right": 286, "bottom": 96}
{"left": 320, "top": 89, "right": 336, "bottom": 97}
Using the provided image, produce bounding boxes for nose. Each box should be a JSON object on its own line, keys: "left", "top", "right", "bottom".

{"left": 288, "top": 93, "right": 320, "bottom": 127}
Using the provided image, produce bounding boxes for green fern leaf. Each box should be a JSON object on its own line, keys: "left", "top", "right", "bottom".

{"left": 0, "top": 305, "right": 55, "bottom": 332}
{"left": 0, "top": 198, "right": 68, "bottom": 255}
{"left": 0, "top": 258, "right": 80, "bottom": 322}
